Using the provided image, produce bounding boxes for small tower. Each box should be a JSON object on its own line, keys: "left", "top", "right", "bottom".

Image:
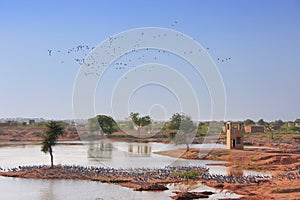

{"left": 226, "top": 121, "right": 244, "bottom": 150}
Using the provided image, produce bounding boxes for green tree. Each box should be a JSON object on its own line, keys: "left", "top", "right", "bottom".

{"left": 174, "top": 115, "right": 196, "bottom": 151}
{"left": 88, "top": 117, "right": 100, "bottom": 132}
{"left": 88, "top": 115, "right": 119, "bottom": 134}
{"left": 130, "top": 112, "right": 151, "bottom": 135}
{"left": 273, "top": 120, "right": 284, "bottom": 130}
{"left": 197, "top": 122, "right": 208, "bottom": 137}
{"left": 97, "top": 115, "right": 119, "bottom": 134}
{"left": 166, "top": 113, "right": 182, "bottom": 130}
{"left": 257, "top": 119, "right": 266, "bottom": 126}
{"left": 244, "top": 119, "right": 255, "bottom": 126}
{"left": 41, "top": 121, "right": 64, "bottom": 168}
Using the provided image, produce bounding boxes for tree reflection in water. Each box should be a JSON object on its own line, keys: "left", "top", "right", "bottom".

{"left": 127, "top": 144, "right": 151, "bottom": 156}
{"left": 39, "top": 180, "right": 57, "bottom": 200}
{"left": 87, "top": 140, "right": 113, "bottom": 160}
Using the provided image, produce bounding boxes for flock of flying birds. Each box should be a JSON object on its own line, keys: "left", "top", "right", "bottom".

{"left": 47, "top": 45, "right": 232, "bottom": 68}
{"left": 47, "top": 21, "right": 232, "bottom": 74}
{"left": 48, "top": 45, "right": 95, "bottom": 65}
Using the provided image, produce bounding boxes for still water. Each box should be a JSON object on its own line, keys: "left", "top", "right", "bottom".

{"left": 0, "top": 141, "right": 257, "bottom": 199}
{"left": 0, "top": 142, "right": 228, "bottom": 169}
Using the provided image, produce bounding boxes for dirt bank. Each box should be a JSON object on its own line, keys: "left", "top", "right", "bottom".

{"left": 0, "top": 165, "right": 207, "bottom": 192}
{"left": 0, "top": 124, "right": 79, "bottom": 142}
{"left": 155, "top": 147, "right": 300, "bottom": 199}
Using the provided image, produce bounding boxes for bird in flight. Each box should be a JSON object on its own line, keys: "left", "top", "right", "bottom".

{"left": 171, "top": 20, "right": 179, "bottom": 27}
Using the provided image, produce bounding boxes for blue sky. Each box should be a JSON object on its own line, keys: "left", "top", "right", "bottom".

{"left": 0, "top": 0, "right": 299, "bottom": 121}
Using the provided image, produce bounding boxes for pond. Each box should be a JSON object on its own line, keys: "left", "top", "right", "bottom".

{"left": 0, "top": 141, "right": 227, "bottom": 169}
{"left": 1, "top": 141, "right": 267, "bottom": 199}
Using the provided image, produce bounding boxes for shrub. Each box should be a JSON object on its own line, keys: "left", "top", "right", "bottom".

{"left": 171, "top": 170, "right": 199, "bottom": 179}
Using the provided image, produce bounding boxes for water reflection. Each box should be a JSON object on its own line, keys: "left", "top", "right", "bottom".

{"left": 127, "top": 144, "right": 151, "bottom": 156}
{"left": 39, "top": 180, "right": 57, "bottom": 200}
{"left": 87, "top": 140, "right": 113, "bottom": 160}
{"left": 87, "top": 140, "right": 153, "bottom": 162}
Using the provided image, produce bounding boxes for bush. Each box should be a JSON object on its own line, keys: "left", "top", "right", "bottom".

{"left": 168, "top": 131, "right": 177, "bottom": 141}
{"left": 289, "top": 126, "right": 300, "bottom": 132}
{"left": 171, "top": 170, "right": 199, "bottom": 179}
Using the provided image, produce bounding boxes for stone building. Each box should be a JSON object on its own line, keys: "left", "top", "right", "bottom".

{"left": 226, "top": 121, "right": 244, "bottom": 150}
{"left": 244, "top": 125, "right": 264, "bottom": 133}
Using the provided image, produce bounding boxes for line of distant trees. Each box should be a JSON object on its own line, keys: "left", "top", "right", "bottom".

{"left": 3, "top": 117, "right": 300, "bottom": 133}
{"left": 87, "top": 113, "right": 210, "bottom": 150}
{"left": 244, "top": 118, "right": 300, "bottom": 131}
{"left": 35, "top": 116, "right": 300, "bottom": 168}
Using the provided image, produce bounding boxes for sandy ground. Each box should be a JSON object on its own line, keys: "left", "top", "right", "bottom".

{"left": 0, "top": 124, "right": 79, "bottom": 141}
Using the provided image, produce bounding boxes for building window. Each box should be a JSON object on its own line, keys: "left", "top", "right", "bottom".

{"left": 227, "top": 124, "right": 230, "bottom": 130}
{"left": 237, "top": 137, "right": 241, "bottom": 144}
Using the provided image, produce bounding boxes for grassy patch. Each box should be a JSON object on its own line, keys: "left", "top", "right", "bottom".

{"left": 171, "top": 170, "right": 200, "bottom": 179}
{"left": 273, "top": 135, "right": 282, "bottom": 140}
{"left": 115, "top": 135, "right": 125, "bottom": 138}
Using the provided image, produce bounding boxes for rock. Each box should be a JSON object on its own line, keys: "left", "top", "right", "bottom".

{"left": 171, "top": 191, "right": 211, "bottom": 199}
{"left": 201, "top": 191, "right": 215, "bottom": 195}
{"left": 215, "top": 183, "right": 224, "bottom": 188}
{"left": 134, "top": 183, "right": 168, "bottom": 191}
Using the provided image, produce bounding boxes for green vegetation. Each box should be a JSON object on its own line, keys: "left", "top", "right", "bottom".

{"left": 165, "top": 113, "right": 196, "bottom": 151}
{"left": 257, "top": 119, "right": 266, "bottom": 126}
{"left": 41, "top": 121, "right": 64, "bottom": 168}
{"left": 286, "top": 126, "right": 300, "bottom": 133}
{"left": 171, "top": 170, "right": 200, "bottom": 179}
{"left": 130, "top": 112, "right": 151, "bottom": 135}
{"left": 197, "top": 122, "right": 208, "bottom": 138}
{"left": 273, "top": 134, "right": 282, "bottom": 141}
{"left": 244, "top": 119, "right": 255, "bottom": 125}
{"left": 166, "top": 113, "right": 182, "bottom": 130}
{"left": 88, "top": 115, "right": 119, "bottom": 134}
{"left": 81, "top": 132, "right": 100, "bottom": 140}
{"left": 272, "top": 120, "right": 284, "bottom": 130}
{"left": 97, "top": 115, "right": 119, "bottom": 134}
{"left": 168, "top": 131, "right": 177, "bottom": 141}
{"left": 3, "top": 115, "right": 299, "bottom": 145}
